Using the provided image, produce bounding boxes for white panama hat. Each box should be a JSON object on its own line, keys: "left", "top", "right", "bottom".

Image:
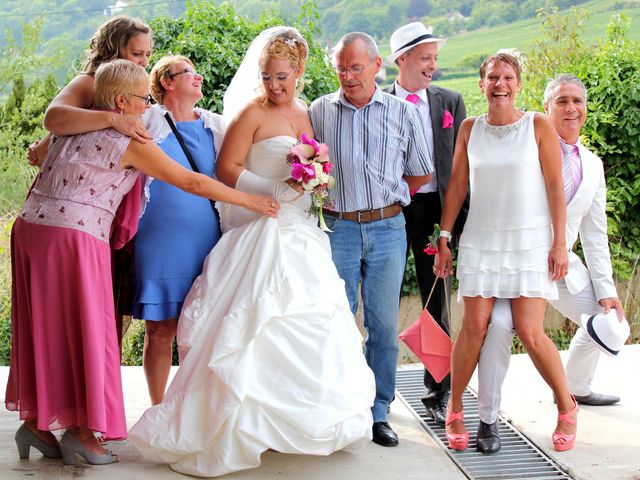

{"left": 388, "top": 22, "right": 446, "bottom": 63}
{"left": 580, "top": 309, "right": 630, "bottom": 356}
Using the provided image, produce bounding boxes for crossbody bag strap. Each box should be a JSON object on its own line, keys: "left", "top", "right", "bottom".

{"left": 164, "top": 112, "right": 217, "bottom": 213}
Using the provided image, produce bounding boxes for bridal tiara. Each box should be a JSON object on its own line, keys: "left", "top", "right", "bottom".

{"left": 283, "top": 38, "right": 297, "bottom": 48}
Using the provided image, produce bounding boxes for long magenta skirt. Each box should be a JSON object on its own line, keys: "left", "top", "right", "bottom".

{"left": 5, "top": 218, "right": 126, "bottom": 440}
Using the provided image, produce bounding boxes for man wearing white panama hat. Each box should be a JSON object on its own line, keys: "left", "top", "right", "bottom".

{"left": 476, "top": 73, "right": 630, "bottom": 454}
{"left": 386, "top": 21, "right": 467, "bottom": 427}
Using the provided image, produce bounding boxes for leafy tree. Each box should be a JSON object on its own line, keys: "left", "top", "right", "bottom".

{"left": 0, "top": 21, "right": 59, "bottom": 214}
{"left": 408, "top": 0, "right": 432, "bottom": 18}
{"left": 148, "top": 0, "right": 338, "bottom": 114}
{"left": 523, "top": 8, "right": 640, "bottom": 278}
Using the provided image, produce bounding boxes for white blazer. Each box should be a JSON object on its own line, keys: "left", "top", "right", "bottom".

{"left": 563, "top": 142, "right": 617, "bottom": 300}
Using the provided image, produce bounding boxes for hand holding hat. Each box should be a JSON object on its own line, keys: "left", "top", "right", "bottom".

{"left": 599, "top": 297, "right": 625, "bottom": 320}
{"left": 580, "top": 308, "right": 630, "bottom": 357}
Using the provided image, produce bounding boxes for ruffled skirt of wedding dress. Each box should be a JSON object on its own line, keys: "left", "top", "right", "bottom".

{"left": 129, "top": 202, "right": 375, "bottom": 477}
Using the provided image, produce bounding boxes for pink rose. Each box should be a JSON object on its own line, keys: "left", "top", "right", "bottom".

{"left": 442, "top": 110, "right": 454, "bottom": 129}
{"left": 423, "top": 244, "right": 438, "bottom": 256}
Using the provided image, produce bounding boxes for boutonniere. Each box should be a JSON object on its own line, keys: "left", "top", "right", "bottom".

{"left": 442, "top": 110, "right": 454, "bottom": 129}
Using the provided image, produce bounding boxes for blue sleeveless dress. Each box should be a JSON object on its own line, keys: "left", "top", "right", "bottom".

{"left": 132, "top": 118, "right": 221, "bottom": 320}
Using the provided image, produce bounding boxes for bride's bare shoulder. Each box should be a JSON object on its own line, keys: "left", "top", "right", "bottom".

{"left": 294, "top": 97, "right": 309, "bottom": 111}
{"left": 234, "top": 99, "right": 268, "bottom": 122}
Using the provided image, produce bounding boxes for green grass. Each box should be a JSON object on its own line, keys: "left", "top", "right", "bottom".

{"left": 437, "top": 0, "right": 640, "bottom": 70}
{"left": 420, "top": 0, "right": 640, "bottom": 113}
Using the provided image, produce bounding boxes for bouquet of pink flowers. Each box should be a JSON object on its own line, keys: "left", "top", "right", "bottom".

{"left": 287, "top": 133, "right": 335, "bottom": 231}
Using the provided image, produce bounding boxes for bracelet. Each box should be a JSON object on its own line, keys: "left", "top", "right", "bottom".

{"left": 110, "top": 115, "right": 117, "bottom": 127}
{"left": 439, "top": 230, "right": 452, "bottom": 240}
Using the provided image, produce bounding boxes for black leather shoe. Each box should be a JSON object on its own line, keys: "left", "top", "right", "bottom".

{"left": 574, "top": 392, "right": 620, "bottom": 406}
{"left": 372, "top": 422, "right": 399, "bottom": 447}
{"left": 425, "top": 403, "right": 447, "bottom": 426}
{"left": 476, "top": 420, "right": 501, "bottom": 454}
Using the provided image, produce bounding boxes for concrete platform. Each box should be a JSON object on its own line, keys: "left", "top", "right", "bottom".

{"left": 468, "top": 344, "right": 640, "bottom": 480}
{"left": 0, "top": 367, "right": 464, "bottom": 480}
{"left": 1, "top": 345, "right": 639, "bottom": 479}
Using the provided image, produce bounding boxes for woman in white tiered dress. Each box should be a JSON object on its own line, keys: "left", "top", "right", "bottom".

{"left": 435, "top": 52, "right": 578, "bottom": 452}
{"left": 128, "top": 27, "right": 375, "bottom": 477}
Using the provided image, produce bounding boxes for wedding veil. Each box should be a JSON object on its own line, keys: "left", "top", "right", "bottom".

{"left": 218, "top": 26, "right": 303, "bottom": 233}
{"left": 222, "top": 26, "right": 303, "bottom": 122}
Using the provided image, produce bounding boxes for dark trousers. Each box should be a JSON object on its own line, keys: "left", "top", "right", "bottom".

{"left": 403, "top": 191, "right": 451, "bottom": 408}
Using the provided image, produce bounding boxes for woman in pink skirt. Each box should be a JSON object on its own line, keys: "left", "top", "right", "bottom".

{"left": 5, "top": 59, "right": 279, "bottom": 466}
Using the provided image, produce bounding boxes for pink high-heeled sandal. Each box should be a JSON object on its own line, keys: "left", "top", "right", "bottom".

{"left": 446, "top": 404, "right": 469, "bottom": 451}
{"left": 552, "top": 396, "right": 578, "bottom": 452}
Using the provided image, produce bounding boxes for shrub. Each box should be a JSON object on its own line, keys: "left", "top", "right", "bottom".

{"left": 148, "top": 0, "right": 338, "bottom": 114}
{"left": 455, "top": 52, "right": 489, "bottom": 70}
{"left": 121, "top": 319, "right": 146, "bottom": 367}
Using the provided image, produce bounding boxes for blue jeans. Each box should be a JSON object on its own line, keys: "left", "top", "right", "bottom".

{"left": 324, "top": 213, "right": 406, "bottom": 422}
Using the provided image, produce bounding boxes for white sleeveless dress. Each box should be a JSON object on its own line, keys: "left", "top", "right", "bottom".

{"left": 129, "top": 136, "right": 375, "bottom": 477}
{"left": 456, "top": 112, "right": 558, "bottom": 299}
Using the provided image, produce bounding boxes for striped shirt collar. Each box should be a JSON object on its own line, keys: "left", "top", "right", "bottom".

{"left": 331, "top": 85, "right": 386, "bottom": 109}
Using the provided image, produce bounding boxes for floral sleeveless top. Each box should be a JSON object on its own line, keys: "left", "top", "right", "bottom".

{"left": 20, "top": 129, "right": 138, "bottom": 243}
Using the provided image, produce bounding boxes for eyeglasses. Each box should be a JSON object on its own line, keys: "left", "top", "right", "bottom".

{"left": 168, "top": 68, "right": 200, "bottom": 79}
{"left": 130, "top": 93, "right": 154, "bottom": 106}
{"left": 260, "top": 67, "right": 297, "bottom": 83}
{"left": 334, "top": 60, "right": 375, "bottom": 77}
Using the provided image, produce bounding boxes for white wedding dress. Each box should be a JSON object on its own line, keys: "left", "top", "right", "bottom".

{"left": 129, "top": 136, "right": 375, "bottom": 477}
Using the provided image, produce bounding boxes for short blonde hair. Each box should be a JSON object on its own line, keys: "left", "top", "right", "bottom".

{"left": 149, "top": 55, "right": 195, "bottom": 105}
{"left": 258, "top": 28, "right": 308, "bottom": 102}
{"left": 94, "top": 59, "right": 149, "bottom": 110}
{"left": 83, "top": 15, "right": 151, "bottom": 75}
{"left": 479, "top": 52, "right": 522, "bottom": 82}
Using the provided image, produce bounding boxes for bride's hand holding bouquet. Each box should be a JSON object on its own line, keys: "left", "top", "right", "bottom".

{"left": 286, "top": 133, "right": 335, "bottom": 231}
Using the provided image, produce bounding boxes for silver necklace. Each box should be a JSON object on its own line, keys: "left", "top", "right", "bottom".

{"left": 277, "top": 107, "right": 296, "bottom": 133}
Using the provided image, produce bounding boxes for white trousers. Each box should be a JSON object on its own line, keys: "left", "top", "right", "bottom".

{"left": 477, "top": 280, "right": 603, "bottom": 423}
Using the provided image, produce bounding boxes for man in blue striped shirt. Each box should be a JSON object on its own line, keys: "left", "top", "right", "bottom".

{"left": 309, "top": 32, "right": 433, "bottom": 447}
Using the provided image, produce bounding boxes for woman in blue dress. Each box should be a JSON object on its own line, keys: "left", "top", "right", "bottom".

{"left": 133, "top": 55, "right": 226, "bottom": 405}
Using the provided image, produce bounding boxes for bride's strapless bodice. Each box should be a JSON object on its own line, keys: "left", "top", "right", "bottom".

{"left": 217, "top": 135, "right": 312, "bottom": 232}
{"left": 245, "top": 135, "right": 297, "bottom": 180}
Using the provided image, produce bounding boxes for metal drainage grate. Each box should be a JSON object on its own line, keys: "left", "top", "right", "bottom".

{"left": 396, "top": 368, "right": 572, "bottom": 480}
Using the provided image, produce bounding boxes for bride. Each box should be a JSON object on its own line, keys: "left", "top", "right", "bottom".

{"left": 129, "top": 27, "right": 376, "bottom": 477}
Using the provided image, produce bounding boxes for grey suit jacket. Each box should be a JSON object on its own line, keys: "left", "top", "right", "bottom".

{"left": 385, "top": 82, "right": 468, "bottom": 233}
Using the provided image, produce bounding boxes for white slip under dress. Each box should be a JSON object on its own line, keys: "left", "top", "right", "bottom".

{"left": 456, "top": 111, "right": 558, "bottom": 300}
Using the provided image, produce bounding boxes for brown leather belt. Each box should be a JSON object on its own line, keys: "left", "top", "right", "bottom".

{"left": 323, "top": 203, "right": 402, "bottom": 223}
